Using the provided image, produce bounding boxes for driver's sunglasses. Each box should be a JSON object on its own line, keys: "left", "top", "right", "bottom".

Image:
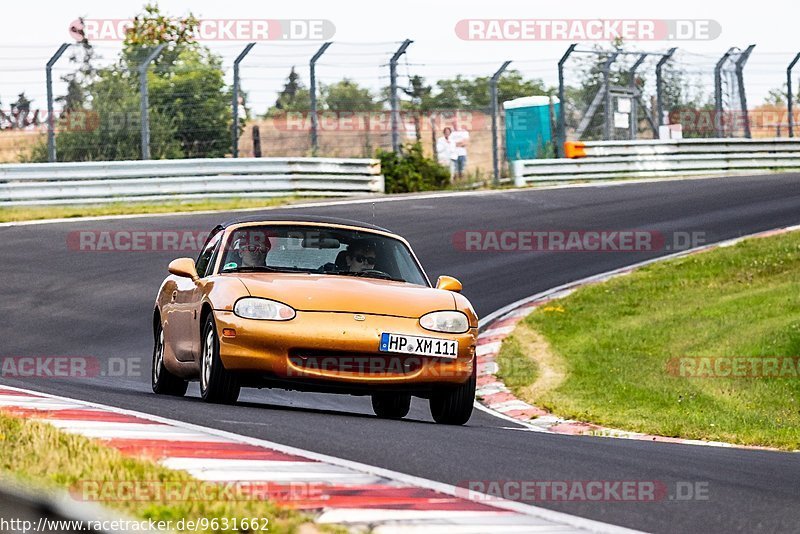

{"left": 241, "top": 244, "right": 267, "bottom": 253}
{"left": 355, "top": 254, "right": 376, "bottom": 265}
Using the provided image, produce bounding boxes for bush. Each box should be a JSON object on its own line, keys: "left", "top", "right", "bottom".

{"left": 377, "top": 142, "right": 451, "bottom": 194}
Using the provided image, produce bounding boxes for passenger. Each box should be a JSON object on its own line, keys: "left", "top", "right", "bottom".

{"left": 345, "top": 241, "right": 377, "bottom": 273}
{"left": 235, "top": 234, "right": 270, "bottom": 267}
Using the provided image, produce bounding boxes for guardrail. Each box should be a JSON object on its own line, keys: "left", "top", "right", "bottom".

{"left": 0, "top": 157, "right": 384, "bottom": 206}
{"left": 513, "top": 138, "right": 800, "bottom": 185}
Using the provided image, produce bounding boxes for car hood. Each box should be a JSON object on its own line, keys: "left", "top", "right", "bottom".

{"left": 232, "top": 273, "right": 454, "bottom": 317}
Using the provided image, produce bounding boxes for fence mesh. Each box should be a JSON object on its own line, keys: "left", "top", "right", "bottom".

{"left": 1, "top": 39, "right": 800, "bottom": 174}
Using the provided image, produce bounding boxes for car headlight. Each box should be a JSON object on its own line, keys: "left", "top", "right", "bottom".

{"left": 234, "top": 298, "right": 296, "bottom": 321}
{"left": 419, "top": 311, "right": 469, "bottom": 334}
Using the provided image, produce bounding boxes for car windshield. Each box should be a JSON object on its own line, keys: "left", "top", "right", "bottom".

{"left": 216, "top": 224, "right": 429, "bottom": 286}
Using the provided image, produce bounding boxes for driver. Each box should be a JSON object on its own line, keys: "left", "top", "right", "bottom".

{"left": 345, "top": 241, "right": 377, "bottom": 273}
{"left": 234, "top": 232, "right": 271, "bottom": 267}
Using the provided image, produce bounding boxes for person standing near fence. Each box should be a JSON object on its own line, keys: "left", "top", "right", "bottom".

{"left": 436, "top": 126, "right": 456, "bottom": 180}
{"left": 450, "top": 127, "right": 470, "bottom": 179}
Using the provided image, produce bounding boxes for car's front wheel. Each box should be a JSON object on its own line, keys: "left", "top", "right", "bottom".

{"left": 429, "top": 365, "right": 476, "bottom": 425}
{"left": 152, "top": 322, "right": 188, "bottom": 397}
{"left": 200, "top": 314, "right": 240, "bottom": 404}
{"left": 371, "top": 393, "right": 411, "bottom": 419}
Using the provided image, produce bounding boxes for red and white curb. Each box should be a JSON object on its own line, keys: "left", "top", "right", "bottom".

{"left": 475, "top": 224, "right": 800, "bottom": 450}
{"left": 0, "top": 385, "right": 638, "bottom": 534}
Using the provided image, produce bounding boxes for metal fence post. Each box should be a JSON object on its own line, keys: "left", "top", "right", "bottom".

{"left": 735, "top": 44, "right": 755, "bottom": 139}
{"left": 628, "top": 54, "right": 646, "bottom": 140}
{"left": 789, "top": 52, "right": 800, "bottom": 138}
{"left": 557, "top": 44, "right": 577, "bottom": 158}
{"left": 714, "top": 47, "right": 735, "bottom": 138}
{"left": 46, "top": 43, "right": 70, "bottom": 163}
{"left": 310, "top": 42, "right": 332, "bottom": 156}
{"left": 491, "top": 61, "right": 511, "bottom": 186}
{"left": 656, "top": 47, "right": 677, "bottom": 128}
{"left": 390, "top": 39, "right": 412, "bottom": 153}
{"left": 602, "top": 53, "right": 618, "bottom": 141}
{"left": 231, "top": 42, "right": 255, "bottom": 158}
{"left": 139, "top": 43, "right": 167, "bottom": 160}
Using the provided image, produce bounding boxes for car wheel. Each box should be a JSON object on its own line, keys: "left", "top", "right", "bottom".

{"left": 200, "top": 314, "right": 240, "bottom": 404}
{"left": 429, "top": 365, "right": 476, "bottom": 425}
{"left": 152, "top": 322, "right": 188, "bottom": 396}
{"left": 371, "top": 393, "right": 411, "bottom": 419}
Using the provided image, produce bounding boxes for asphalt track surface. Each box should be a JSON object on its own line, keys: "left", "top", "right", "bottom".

{"left": 2, "top": 174, "right": 800, "bottom": 533}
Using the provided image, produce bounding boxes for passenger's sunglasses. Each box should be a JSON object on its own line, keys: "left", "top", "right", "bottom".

{"left": 241, "top": 244, "right": 267, "bottom": 253}
{"left": 354, "top": 254, "right": 376, "bottom": 265}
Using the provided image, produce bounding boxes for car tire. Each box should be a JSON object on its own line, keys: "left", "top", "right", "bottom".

{"left": 429, "top": 365, "right": 476, "bottom": 425}
{"left": 152, "top": 322, "right": 188, "bottom": 397}
{"left": 371, "top": 393, "right": 411, "bottom": 419}
{"left": 200, "top": 314, "right": 240, "bottom": 404}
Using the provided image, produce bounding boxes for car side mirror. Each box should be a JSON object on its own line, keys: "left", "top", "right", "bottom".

{"left": 436, "top": 275, "right": 463, "bottom": 293}
{"left": 168, "top": 258, "right": 200, "bottom": 282}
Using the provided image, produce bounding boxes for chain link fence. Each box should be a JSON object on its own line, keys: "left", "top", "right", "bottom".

{"left": 2, "top": 38, "right": 800, "bottom": 178}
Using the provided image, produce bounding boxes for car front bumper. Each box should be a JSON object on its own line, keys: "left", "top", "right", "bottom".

{"left": 214, "top": 310, "right": 476, "bottom": 389}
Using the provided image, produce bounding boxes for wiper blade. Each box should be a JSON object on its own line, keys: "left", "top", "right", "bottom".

{"left": 222, "top": 266, "right": 298, "bottom": 274}
{"left": 325, "top": 270, "right": 406, "bottom": 283}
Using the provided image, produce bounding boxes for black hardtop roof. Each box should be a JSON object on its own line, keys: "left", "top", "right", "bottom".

{"left": 218, "top": 214, "right": 392, "bottom": 233}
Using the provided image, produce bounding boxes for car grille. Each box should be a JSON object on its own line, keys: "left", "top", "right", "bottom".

{"left": 288, "top": 350, "right": 423, "bottom": 377}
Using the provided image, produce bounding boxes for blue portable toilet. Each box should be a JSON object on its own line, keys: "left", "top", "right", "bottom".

{"left": 503, "top": 96, "right": 559, "bottom": 160}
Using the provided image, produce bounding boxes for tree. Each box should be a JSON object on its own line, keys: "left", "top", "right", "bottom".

{"left": 33, "top": 3, "right": 231, "bottom": 161}
{"left": 322, "top": 79, "right": 380, "bottom": 112}
{"left": 402, "top": 75, "right": 433, "bottom": 141}
{"left": 121, "top": 3, "right": 200, "bottom": 72}
{"left": 150, "top": 47, "right": 231, "bottom": 158}
{"left": 271, "top": 67, "right": 311, "bottom": 114}
{"left": 763, "top": 86, "right": 788, "bottom": 106}
{"left": 425, "top": 71, "right": 550, "bottom": 110}
{"left": 58, "top": 17, "right": 96, "bottom": 112}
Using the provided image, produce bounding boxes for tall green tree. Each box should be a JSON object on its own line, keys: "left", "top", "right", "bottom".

{"left": 34, "top": 3, "right": 231, "bottom": 161}
{"left": 322, "top": 79, "right": 380, "bottom": 112}
{"left": 271, "top": 67, "right": 311, "bottom": 114}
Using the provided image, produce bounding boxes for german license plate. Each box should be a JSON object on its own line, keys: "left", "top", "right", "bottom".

{"left": 379, "top": 333, "right": 458, "bottom": 359}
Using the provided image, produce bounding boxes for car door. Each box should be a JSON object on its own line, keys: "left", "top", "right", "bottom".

{"left": 170, "top": 230, "right": 223, "bottom": 362}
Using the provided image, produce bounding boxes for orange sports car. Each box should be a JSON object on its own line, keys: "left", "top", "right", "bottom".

{"left": 152, "top": 216, "right": 478, "bottom": 424}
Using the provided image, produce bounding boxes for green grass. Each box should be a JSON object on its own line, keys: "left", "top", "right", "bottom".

{"left": 0, "top": 412, "right": 324, "bottom": 533}
{"left": 0, "top": 196, "right": 314, "bottom": 223}
{"left": 496, "top": 335, "right": 539, "bottom": 391}
{"left": 498, "top": 231, "right": 800, "bottom": 450}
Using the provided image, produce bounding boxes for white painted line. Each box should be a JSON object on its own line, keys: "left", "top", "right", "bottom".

{"left": 0, "top": 396, "right": 84, "bottom": 410}
{"left": 160, "top": 458, "right": 383, "bottom": 484}
{"left": 316, "top": 509, "right": 516, "bottom": 524}
{"left": 476, "top": 342, "right": 501, "bottom": 357}
{"left": 476, "top": 384, "right": 510, "bottom": 397}
{"left": 41, "top": 420, "right": 230, "bottom": 442}
{"left": 472, "top": 402, "right": 551, "bottom": 433}
{"left": 374, "top": 524, "right": 576, "bottom": 534}
{"left": 477, "top": 362, "right": 500, "bottom": 376}
{"left": 490, "top": 400, "right": 538, "bottom": 413}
